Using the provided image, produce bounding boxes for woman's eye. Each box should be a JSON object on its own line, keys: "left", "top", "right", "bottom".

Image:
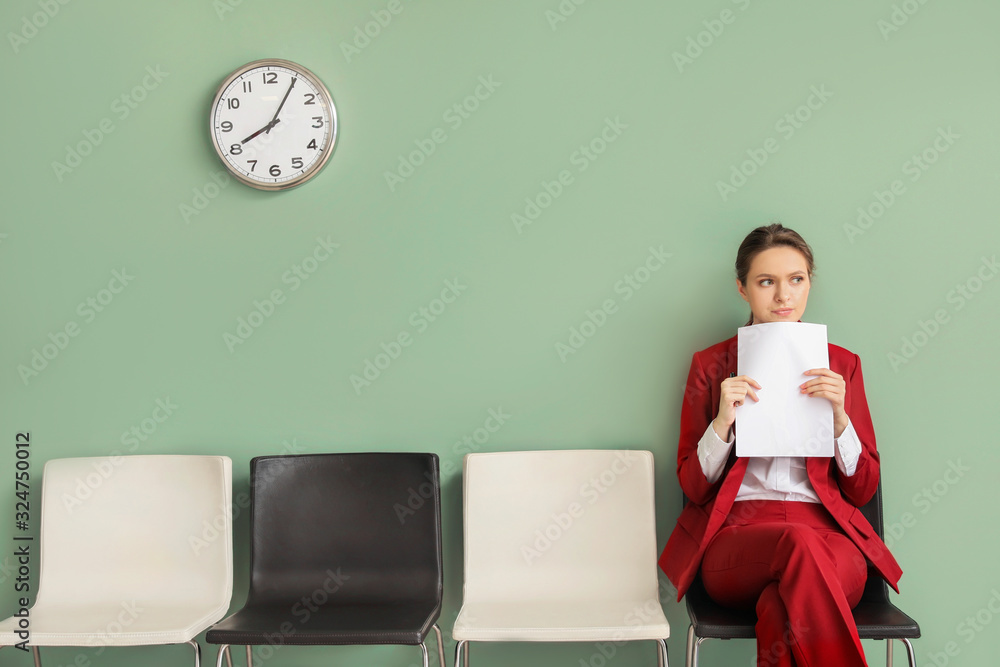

{"left": 759, "top": 279, "right": 773, "bottom": 286}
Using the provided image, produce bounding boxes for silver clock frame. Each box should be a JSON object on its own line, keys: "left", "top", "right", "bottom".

{"left": 209, "top": 58, "right": 338, "bottom": 191}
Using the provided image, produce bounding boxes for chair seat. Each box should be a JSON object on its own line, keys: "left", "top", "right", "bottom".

{"left": 852, "top": 601, "right": 921, "bottom": 639}
{"left": 205, "top": 601, "right": 440, "bottom": 646}
{"left": 0, "top": 602, "right": 226, "bottom": 647}
{"left": 686, "top": 584, "right": 921, "bottom": 641}
{"left": 685, "top": 578, "right": 756, "bottom": 640}
{"left": 453, "top": 599, "right": 671, "bottom": 642}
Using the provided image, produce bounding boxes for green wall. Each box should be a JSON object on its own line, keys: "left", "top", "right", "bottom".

{"left": 2, "top": 1, "right": 998, "bottom": 665}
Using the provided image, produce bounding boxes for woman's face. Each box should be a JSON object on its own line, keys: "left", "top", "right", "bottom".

{"left": 737, "top": 246, "right": 811, "bottom": 325}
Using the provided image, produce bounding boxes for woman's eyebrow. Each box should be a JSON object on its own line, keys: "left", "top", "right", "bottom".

{"left": 751, "top": 271, "right": 806, "bottom": 279}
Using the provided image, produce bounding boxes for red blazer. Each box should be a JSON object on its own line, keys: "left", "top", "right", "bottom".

{"left": 658, "top": 333, "right": 903, "bottom": 601}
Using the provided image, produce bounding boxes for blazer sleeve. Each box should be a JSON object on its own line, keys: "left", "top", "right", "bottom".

{"left": 835, "top": 352, "right": 880, "bottom": 506}
{"left": 677, "top": 351, "right": 725, "bottom": 505}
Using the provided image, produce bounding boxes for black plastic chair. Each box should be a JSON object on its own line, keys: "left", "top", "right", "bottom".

{"left": 684, "top": 481, "right": 920, "bottom": 667}
{"left": 206, "top": 453, "right": 445, "bottom": 667}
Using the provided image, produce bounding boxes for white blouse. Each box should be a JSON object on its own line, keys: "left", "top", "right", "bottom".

{"left": 696, "top": 419, "right": 863, "bottom": 503}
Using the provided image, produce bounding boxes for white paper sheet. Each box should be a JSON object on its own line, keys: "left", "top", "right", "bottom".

{"left": 735, "top": 322, "right": 834, "bottom": 457}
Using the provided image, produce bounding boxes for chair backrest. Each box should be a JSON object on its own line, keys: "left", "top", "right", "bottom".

{"left": 34, "top": 455, "right": 233, "bottom": 610}
{"left": 857, "top": 481, "right": 890, "bottom": 603}
{"left": 245, "top": 453, "right": 443, "bottom": 607}
{"left": 461, "top": 450, "right": 661, "bottom": 604}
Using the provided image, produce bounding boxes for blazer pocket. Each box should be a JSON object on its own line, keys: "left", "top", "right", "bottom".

{"left": 848, "top": 508, "right": 875, "bottom": 540}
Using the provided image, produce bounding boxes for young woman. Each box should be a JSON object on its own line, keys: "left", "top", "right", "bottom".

{"left": 658, "top": 223, "right": 902, "bottom": 667}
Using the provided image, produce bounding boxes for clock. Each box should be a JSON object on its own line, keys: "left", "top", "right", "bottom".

{"left": 210, "top": 59, "right": 338, "bottom": 191}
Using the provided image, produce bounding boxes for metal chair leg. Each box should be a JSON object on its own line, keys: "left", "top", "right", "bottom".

{"left": 886, "top": 638, "right": 893, "bottom": 666}
{"left": 418, "top": 640, "right": 430, "bottom": 667}
{"left": 656, "top": 637, "right": 669, "bottom": 667}
{"left": 454, "top": 639, "right": 468, "bottom": 667}
{"left": 691, "top": 636, "right": 706, "bottom": 667}
{"left": 224, "top": 644, "right": 233, "bottom": 667}
{"left": 685, "top": 624, "right": 694, "bottom": 667}
{"left": 215, "top": 644, "right": 230, "bottom": 667}
{"left": 901, "top": 638, "right": 917, "bottom": 667}
{"left": 245, "top": 645, "right": 253, "bottom": 667}
{"left": 431, "top": 624, "right": 446, "bottom": 667}
{"left": 32, "top": 646, "right": 42, "bottom": 667}
{"left": 187, "top": 639, "right": 202, "bottom": 667}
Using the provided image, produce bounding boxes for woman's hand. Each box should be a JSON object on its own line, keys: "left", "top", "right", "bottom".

{"left": 801, "top": 368, "right": 848, "bottom": 438}
{"left": 713, "top": 375, "right": 761, "bottom": 440}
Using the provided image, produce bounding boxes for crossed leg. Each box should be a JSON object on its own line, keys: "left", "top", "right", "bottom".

{"left": 701, "top": 519, "right": 869, "bottom": 667}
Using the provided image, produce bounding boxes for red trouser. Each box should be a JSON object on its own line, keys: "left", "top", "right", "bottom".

{"left": 700, "top": 500, "right": 869, "bottom": 667}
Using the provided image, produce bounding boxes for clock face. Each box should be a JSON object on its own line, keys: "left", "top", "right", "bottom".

{"left": 210, "top": 59, "right": 337, "bottom": 191}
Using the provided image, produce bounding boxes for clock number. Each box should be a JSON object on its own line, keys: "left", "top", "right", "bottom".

{"left": 220, "top": 121, "right": 233, "bottom": 132}
{"left": 269, "top": 165, "right": 281, "bottom": 177}
{"left": 227, "top": 98, "right": 240, "bottom": 109}
{"left": 262, "top": 72, "right": 278, "bottom": 84}
{"left": 303, "top": 93, "right": 316, "bottom": 105}
{"left": 230, "top": 143, "right": 242, "bottom": 155}
{"left": 247, "top": 160, "right": 257, "bottom": 172}
{"left": 306, "top": 139, "right": 318, "bottom": 150}
{"left": 291, "top": 157, "right": 303, "bottom": 169}
{"left": 242, "top": 81, "right": 252, "bottom": 93}
{"left": 311, "top": 116, "right": 323, "bottom": 128}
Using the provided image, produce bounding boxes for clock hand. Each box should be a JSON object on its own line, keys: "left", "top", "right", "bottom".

{"left": 240, "top": 118, "right": 280, "bottom": 145}
{"left": 267, "top": 77, "right": 296, "bottom": 133}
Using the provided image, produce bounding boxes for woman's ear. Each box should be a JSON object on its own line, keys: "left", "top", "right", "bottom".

{"left": 736, "top": 278, "right": 749, "bottom": 303}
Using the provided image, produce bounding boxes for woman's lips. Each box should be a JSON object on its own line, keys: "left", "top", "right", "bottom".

{"left": 773, "top": 308, "right": 794, "bottom": 316}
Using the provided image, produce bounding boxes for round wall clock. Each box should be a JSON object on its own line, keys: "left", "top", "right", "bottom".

{"left": 210, "top": 59, "right": 338, "bottom": 191}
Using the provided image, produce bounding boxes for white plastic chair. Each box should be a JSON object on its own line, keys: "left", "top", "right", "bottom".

{"left": 0, "top": 455, "right": 233, "bottom": 667}
{"left": 452, "top": 450, "right": 670, "bottom": 666}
